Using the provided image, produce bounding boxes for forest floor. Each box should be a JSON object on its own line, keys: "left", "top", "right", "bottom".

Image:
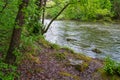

{"left": 16, "top": 38, "right": 116, "bottom": 80}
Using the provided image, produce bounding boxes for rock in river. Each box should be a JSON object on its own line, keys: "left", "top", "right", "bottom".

{"left": 92, "top": 48, "right": 102, "bottom": 54}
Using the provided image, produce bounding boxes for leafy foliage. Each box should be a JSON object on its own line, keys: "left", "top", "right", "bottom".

{"left": 111, "top": 0, "right": 120, "bottom": 19}
{"left": 46, "top": 0, "right": 115, "bottom": 21}
{"left": 104, "top": 57, "right": 117, "bottom": 75}
{"left": 24, "top": 0, "right": 44, "bottom": 35}
{"left": 104, "top": 57, "right": 120, "bottom": 76}
{"left": 0, "top": 0, "right": 19, "bottom": 29}
{"left": 0, "top": 62, "right": 18, "bottom": 80}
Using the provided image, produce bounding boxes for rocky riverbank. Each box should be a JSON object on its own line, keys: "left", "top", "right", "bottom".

{"left": 17, "top": 38, "right": 106, "bottom": 80}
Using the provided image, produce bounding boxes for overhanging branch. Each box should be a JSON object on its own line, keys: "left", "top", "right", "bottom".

{"left": 44, "top": 3, "right": 70, "bottom": 33}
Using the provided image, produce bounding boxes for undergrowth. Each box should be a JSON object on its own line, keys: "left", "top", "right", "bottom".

{"left": 0, "top": 61, "right": 19, "bottom": 80}
{"left": 0, "top": 28, "right": 42, "bottom": 80}
{"left": 104, "top": 57, "right": 120, "bottom": 76}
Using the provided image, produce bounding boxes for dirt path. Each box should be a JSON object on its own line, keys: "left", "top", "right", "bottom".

{"left": 18, "top": 46, "right": 103, "bottom": 80}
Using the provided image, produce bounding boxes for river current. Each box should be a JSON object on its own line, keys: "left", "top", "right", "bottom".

{"left": 45, "top": 19, "right": 120, "bottom": 61}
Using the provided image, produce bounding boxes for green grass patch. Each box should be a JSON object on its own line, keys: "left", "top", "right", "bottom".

{"left": 50, "top": 43, "right": 61, "bottom": 50}
{"left": 59, "top": 72, "right": 80, "bottom": 80}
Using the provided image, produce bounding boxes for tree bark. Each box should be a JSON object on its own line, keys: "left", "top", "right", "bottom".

{"left": 42, "top": 0, "right": 47, "bottom": 25}
{"left": 5, "top": 0, "right": 29, "bottom": 64}
{"left": 33, "top": 0, "right": 43, "bottom": 35}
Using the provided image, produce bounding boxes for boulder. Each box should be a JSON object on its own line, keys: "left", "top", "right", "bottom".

{"left": 66, "top": 38, "right": 77, "bottom": 41}
{"left": 92, "top": 48, "right": 102, "bottom": 54}
{"left": 68, "top": 59, "right": 88, "bottom": 71}
{"left": 69, "top": 59, "right": 83, "bottom": 66}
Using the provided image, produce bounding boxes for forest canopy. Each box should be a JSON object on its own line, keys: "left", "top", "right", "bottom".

{"left": 46, "top": 0, "right": 120, "bottom": 20}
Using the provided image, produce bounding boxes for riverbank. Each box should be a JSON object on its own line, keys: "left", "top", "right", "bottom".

{"left": 16, "top": 37, "right": 119, "bottom": 80}
{"left": 45, "top": 19, "right": 120, "bottom": 61}
{"left": 0, "top": 30, "right": 120, "bottom": 80}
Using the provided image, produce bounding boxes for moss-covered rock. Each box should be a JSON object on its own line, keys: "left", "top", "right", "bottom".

{"left": 59, "top": 72, "right": 80, "bottom": 80}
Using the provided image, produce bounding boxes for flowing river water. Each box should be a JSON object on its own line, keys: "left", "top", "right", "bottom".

{"left": 45, "top": 19, "right": 120, "bottom": 61}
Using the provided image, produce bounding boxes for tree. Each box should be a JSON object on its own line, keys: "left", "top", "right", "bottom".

{"left": 43, "top": 3, "right": 70, "bottom": 33}
{"left": 28, "top": 0, "right": 45, "bottom": 35}
{"left": 112, "top": 0, "right": 120, "bottom": 19}
{"left": 46, "top": 0, "right": 113, "bottom": 21}
{"left": 31, "top": 0, "right": 71, "bottom": 35}
{"left": 5, "top": 0, "right": 29, "bottom": 64}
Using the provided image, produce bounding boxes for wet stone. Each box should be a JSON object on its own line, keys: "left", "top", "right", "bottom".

{"left": 69, "top": 59, "right": 83, "bottom": 65}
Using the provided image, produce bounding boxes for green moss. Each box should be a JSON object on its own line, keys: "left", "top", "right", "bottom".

{"left": 37, "top": 36, "right": 51, "bottom": 48}
{"left": 54, "top": 53, "right": 66, "bottom": 61}
{"left": 61, "top": 47, "right": 75, "bottom": 53}
{"left": 74, "top": 62, "right": 89, "bottom": 72}
{"left": 75, "top": 54, "right": 92, "bottom": 63}
{"left": 24, "top": 54, "right": 41, "bottom": 64}
{"left": 59, "top": 72, "right": 80, "bottom": 80}
{"left": 50, "top": 43, "right": 61, "bottom": 50}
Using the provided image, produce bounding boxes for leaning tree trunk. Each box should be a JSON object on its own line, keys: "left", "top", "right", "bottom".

{"left": 5, "top": 0, "right": 29, "bottom": 64}
{"left": 43, "top": 3, "right": 70, "bottom": 33}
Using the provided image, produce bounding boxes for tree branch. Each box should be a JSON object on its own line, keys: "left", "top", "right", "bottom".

{"left": 43, "top": 3, "right": 70, "bottom": 33}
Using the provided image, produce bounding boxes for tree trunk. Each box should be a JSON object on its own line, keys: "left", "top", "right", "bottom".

{"left": 33, "top": 0, "right": 44, "bottom": 35}
{"left": 42, "top": 0, "right": 47, "bottom": 25}
{"left": 5, "top": 0, "right": 29, "bottom": 64}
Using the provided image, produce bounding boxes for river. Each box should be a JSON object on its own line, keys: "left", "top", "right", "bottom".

{"left": 45, "top": 19, "right": 120, "bottom": 61}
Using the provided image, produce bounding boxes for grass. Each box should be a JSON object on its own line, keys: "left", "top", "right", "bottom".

{"left": 95, "top": 57, "right": 120, "bottom": 80}
{"left": 59, "top": 72, "right": 80, "bottom": 80}
{"left": 61, "top": 46, "right": 75, "bottom": 54}
{"left": 54, "top": 52, "right": 66, "bottom": 61}
{"left": 98, "top": 68, "right": 120, "bottom": 80}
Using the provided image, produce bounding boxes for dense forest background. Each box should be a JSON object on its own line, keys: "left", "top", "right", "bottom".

{"left": 46, "top": 0, "right": 120, "bottom": 21}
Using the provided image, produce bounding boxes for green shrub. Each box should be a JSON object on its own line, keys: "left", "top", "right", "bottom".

{"left": 104, "top": 57, "right": 117, "bottom": 75}
{"left": 116, "top": 64, "right": 120, "bottom": 75}
{"left": 104, "top": 57, "right": 120, "bottom": 76}
{"left": 0, "top": 62, "right": 18, "bottom": 80}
